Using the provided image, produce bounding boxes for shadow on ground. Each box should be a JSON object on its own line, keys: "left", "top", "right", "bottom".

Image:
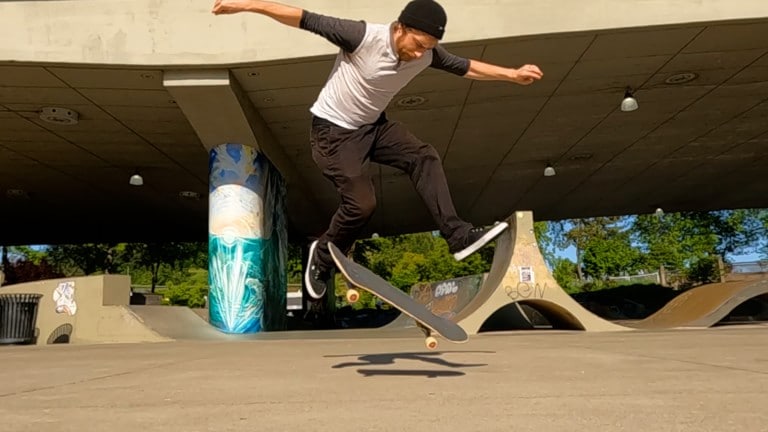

{"left": 324, "top": 351, "right": 494, "bottom": 378}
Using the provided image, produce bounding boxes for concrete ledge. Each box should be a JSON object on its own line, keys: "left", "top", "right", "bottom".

{"left": 0, "top": 275, "right": 168, "bottom": 345}
{"left": 1, "top": 0, "right": 766, "bottom": 66}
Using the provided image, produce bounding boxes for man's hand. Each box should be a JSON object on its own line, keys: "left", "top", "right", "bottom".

{"left": 510, "top": 64, "right": 543, "bottom": 85}
{"left": 464, "top": 59, "right": 543, "bottom": 84}
{"left": 211, "top": 0, "right": 246, "bottom": 15}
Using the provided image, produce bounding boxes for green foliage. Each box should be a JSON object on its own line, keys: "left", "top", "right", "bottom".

{"left": 122, "top": 242, "right": 207, "bottom": 292}
{"left": 45, "top": 243, "right": 121, "bottom": 275}
{"left": 164, "top": 268, "right": 209, "bottom": 308}
{"left": 551, "top": 258, "right": 581, "bottom": 293}
{"left": 350, "top": 232, "right": 492, "bottom": 292}
{"left": 685, "top": 255, "right": 721, "bottom": 285}
{"left": 534, "top": 220, "right": 558, "bottom": 268}
{"left": 632, "top": 210, "right": 758, "bottom": 274}
{"left": 285, "top": 242, "right": 304, "bottom": 284}
{"left": 581, "top": 225, "right": 642, "bottom": 281}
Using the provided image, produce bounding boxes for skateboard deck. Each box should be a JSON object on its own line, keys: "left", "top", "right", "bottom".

{"left": 328, "top": 242, "right": 469, "bottom": 349}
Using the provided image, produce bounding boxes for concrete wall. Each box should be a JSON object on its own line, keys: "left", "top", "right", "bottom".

{"left": 1, "top": 0, "right": 766, "bottom": 66}
{"left": 0, "top": 275, "right": 168, "bottom": 345}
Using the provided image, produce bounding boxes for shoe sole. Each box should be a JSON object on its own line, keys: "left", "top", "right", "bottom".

{"left": 304, "top": 240, "right": 326, "bottom": 299}
{"left": 452, "top": 222, "right": 509, "bottom": 261}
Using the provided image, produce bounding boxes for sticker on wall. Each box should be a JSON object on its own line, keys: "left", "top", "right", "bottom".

{"left": 520, "top": 266, "right": 534, "bottom": 283}
{"left": 53, "top": 281, "right": 77, "bottom": 316}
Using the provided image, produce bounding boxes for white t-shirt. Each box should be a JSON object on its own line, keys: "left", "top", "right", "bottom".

{"left": 300, "top": 11, "right": 469, "bottom": 129}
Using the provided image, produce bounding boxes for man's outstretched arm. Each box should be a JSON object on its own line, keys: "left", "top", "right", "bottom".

{"left": 465, "top": 59, "right": 543, "bottom": 85}
{"left": 212, "top": 0, "right": 365, "bottom": 53}
{"left": 431, "top": 45, "right": 543, "bottom": 86}
{"left": 212, "top": 0, "right": 303, "bottom": 27}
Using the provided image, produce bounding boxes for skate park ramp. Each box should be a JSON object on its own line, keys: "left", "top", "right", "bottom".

{"left": 382, "top": 274, "right": 536, "bottom": 331}
{"left": 621, "top": 280, "right": 768, "bottom": 329}
{"left": 452, "top": 211, "right": 629, "bottom": 334}
{"left": 389, "top": 211, "right": 768, "bottom": 335}
{"left": 383, "top": 211, "right": 628, "bottom": 334}
{"left": 0, "top": 275, "right": 171, "bottom": 345}
{"left": 127, "top": 305, "right": 236, "bottom": 341}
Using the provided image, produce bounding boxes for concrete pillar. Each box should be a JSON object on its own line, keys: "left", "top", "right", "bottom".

{"left": 207, "top": 142, "right": 287, "bottom": 333}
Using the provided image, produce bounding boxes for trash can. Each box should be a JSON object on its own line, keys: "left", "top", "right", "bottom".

{"left": 0, "top": 293, "right": 43, "bottom": 345}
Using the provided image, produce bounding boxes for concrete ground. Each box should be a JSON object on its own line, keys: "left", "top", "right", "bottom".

{"left": 2, "top": 325, "right": 768, "bottom": 432}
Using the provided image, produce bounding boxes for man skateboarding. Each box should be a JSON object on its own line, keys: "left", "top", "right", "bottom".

{"left": 212, "top": 0, "right": 543, "bottom": 300}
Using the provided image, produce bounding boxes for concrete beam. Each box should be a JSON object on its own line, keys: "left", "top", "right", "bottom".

{"left": 2, "top": 0, "right": 767, "bottom": 65}
{"left": 163, "top": 70, "right": 258, "bottom": 152}
{"left": 163, "top": 69, "right": 324, "bottom": 227}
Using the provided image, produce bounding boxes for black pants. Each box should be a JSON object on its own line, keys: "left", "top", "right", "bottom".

{"left": 309, "top": 113, "right": 471, "bottom": 271}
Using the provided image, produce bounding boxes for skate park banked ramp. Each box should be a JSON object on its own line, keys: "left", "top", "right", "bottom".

{"left": 624, "top": 280, "right": 768, "bottom": 329}
{"left": 391, "top": 211, "right": 768, "bottom": 335}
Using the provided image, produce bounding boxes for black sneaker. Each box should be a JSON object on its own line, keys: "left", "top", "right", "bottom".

{"left": 451, "top": 221, "right": 509, "bottom": 261}
{"left": 304, "top": 240, "right": 330, "bottom": 300}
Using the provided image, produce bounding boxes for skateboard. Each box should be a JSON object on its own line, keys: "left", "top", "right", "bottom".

{"left": 328, "top": 242, "right": 469, "bottom": 349}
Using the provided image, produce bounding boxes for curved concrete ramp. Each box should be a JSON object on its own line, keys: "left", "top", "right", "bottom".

{"left": 455, "top": 211, "right": 629, "bottom": 334}
{"left": 625, "top": 280, "right": 768, "bottom": 329}
{"left": 384, "top": 273, "right": 536, "bottom": 331}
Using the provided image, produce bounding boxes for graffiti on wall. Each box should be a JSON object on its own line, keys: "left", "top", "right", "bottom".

{"left": 411, "top": 274, "right": 484, "bottom": 320}
{"left": 53, "top": 280, "right": 77, "bottom": 316}
{"left": 207, "top": 143, "right": 287, "bottom": 334}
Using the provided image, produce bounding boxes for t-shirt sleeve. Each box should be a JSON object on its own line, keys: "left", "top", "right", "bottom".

{"left": 299, "top": 10, "right": 366, "bottom": 53}
{"left": 430, "top": 45, "right": 470, "bottom": 76}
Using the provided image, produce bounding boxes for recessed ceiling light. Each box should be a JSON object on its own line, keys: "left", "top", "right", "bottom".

{"left": 6, "top": 189, "right": 29, "bottom": 199}
{"left": 664, "top": 72, "right": 698, "bottom": 85}
{"left": 263, "top": 97, "right": 274, "bottom": 103}
{"left": 140, "top": 73, "right": 154, "bottom": 79}
{"left": 179, "top": 191, "right": 200, "bottom": 200}
{"left": 396, "top": 95, "right": 427, "bottom": 108}
{"left": 39, "top": 107, "right": 79, "bottom": 125}
{"left": 248, "top": 72, "right": 259, "bottom": 77}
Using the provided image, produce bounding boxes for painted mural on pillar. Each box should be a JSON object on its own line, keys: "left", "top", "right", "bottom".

{"left": 208, "top": 143, "right": 287, "bottom": 333}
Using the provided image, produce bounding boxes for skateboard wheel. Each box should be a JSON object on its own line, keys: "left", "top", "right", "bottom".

{"left": 425, "top": 336, "right": 438, "bottom": 350}
{"left": 346, "top": 289, "right": 359, "bottom": 303}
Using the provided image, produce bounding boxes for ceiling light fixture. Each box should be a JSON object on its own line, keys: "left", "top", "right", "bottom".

{"left": 129, "top": 171, "right": 144, "bottom": 186}
{"left": 179, "top": 191, "right": 200, "bottom": 200}
{"left": 544, "top": 164, "right": 556, "bottom": 177}
{"left": 39, "top": 107, "right": 79, "bottom": 125}
{"left": 664, "top": 72, "right": 698, "bottom": 85}
{"left": 5, "top": 189, "right": 29, "bottom": 199}
{"left": 396, "top": 95, "right": 427, "bottom": 108}
{"left": 620, "top": 87, "right": 638, "bottom": 112}
{"left": 568, "top": 153, "right": 593, "bottom": 161}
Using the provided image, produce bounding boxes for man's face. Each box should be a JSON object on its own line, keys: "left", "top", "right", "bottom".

{"left": 394, "top": 25, "right": 438, "bottom": 61}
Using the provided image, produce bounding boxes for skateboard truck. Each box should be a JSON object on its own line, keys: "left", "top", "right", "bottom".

{"left": 417, "top": 322, "right": 439, "bottom": 350}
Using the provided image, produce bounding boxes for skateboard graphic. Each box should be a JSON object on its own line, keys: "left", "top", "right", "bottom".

{"left": 328, "top": 242, "right": 469, "bottom": 349}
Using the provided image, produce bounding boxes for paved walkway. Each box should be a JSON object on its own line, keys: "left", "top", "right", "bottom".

{"left": 2, "top": 325, "right": 767, "bottom": 431}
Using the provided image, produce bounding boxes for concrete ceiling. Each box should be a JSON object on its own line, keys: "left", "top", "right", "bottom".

{"left": 1, "top": 18, "right": 768, "bottom": 245}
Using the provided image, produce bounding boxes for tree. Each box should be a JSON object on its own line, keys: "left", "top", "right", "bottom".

{"left": 122, "top": 242, "right": 207, "bottom": 293}
{"left": 547, "top": 216, "right": 635, "bottom": 281}
{"left": 633, "top": 211, "right": 753, "bottom": 267}
{"left": 581, "top": 227, "right": 641, "bottom": 282}
{"left": 45, "top": 243, "right": 121, "bottom": 275}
